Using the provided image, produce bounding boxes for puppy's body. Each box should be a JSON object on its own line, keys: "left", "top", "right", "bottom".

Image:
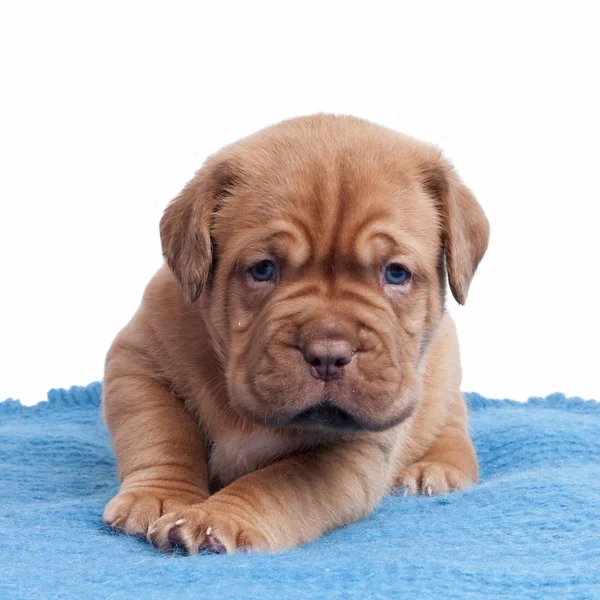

{"left": 103, "top": 115, "right": 488, "bottom": 553}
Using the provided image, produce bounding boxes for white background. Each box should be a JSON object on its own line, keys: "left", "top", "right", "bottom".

{"left": 1, "top": 2, "right": 598, "bottom": 406}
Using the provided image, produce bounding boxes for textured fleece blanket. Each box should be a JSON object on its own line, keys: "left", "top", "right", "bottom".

{"left": 0, "top": 383, "right": 599, "bottom": 599}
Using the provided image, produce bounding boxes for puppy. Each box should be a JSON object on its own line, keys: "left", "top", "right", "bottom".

{"left": 102, "top": 114, "right": 489, "bottom": 554}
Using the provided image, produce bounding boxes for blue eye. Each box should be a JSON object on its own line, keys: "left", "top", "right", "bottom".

{"left": 249, "top": 260, "right": 277, "bottom": 282}
{"left": 384, "top": 264, "right": 410, "bottom": 285}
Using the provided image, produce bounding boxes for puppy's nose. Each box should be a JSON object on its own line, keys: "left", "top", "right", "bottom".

{"left": 302, "top": 339, "right": 354, "bottom": 381}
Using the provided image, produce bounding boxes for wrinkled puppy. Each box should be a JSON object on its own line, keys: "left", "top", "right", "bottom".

{"left": 102, "top": 115, "right": 489, "bottom": 554}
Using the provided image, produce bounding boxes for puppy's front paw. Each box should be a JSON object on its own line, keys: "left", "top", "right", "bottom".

{"left": 147, "top": 503, "right": 270, "bottom": 555}
{"left": 103, "top": 488, "right": 207, "bottom": 537}
{"left": 397, "top": 461, "right": 475, "bottom": 496}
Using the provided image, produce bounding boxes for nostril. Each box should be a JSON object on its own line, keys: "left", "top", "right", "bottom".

{"left": 307, "top": 356, "right": 322, "bottom": 368}
{"left": 334, "top": 355, "right": 352, "bottom": 368}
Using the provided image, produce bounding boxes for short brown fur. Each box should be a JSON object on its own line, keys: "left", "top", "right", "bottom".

{"left": 102, "top": 115, "right": 489, "bottom": 553}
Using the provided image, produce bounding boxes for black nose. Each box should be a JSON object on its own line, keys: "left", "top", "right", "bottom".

{"left": 302, "top": 339, "right": 354, "bottom": 381}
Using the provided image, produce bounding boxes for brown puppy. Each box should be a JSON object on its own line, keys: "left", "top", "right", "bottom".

{"left": 102, "top": 115, "right": 489, "bottom": 554}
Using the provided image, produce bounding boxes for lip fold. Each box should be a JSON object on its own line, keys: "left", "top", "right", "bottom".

{"left": 288, "top": 399, "right": 363, "bottom": 431}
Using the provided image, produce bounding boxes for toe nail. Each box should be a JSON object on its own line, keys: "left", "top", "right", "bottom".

{"left": 175, "top": 518, "right": 185, "bottom": 526}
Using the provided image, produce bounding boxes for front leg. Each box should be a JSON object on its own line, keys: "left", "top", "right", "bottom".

{"left": 148, "top": 437, "right": 394, "bottom": 554}
{"left": 395, "top": 393, "right": 478, "bottom": 495}
{"left": 102, "top": 339, "right": 210, "bottom": 536}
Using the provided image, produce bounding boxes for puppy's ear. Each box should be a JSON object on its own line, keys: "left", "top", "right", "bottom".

{"left": 422, "top": 157, "right": 490, "bottom": 305}
{"left": 160, "top": 160, "right": 239, "bottom": 303}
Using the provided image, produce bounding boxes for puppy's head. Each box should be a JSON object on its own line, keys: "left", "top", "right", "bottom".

{"left": 161, "top": 115, "right": 489, "bottom": 432}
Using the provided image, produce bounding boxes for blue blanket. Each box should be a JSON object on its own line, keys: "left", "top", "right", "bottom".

{"left": 1, "top": 383, "right": 599, "bottom": 599}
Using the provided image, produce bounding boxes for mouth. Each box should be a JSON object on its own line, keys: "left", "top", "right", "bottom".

{"left": 287, "top": 399, "right": 364, "bottom": 431}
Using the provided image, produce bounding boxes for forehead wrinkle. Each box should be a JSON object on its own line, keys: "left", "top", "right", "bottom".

{"left": 231, "top": 218, "right": 314, "bottom": 268}
{"left": 318, "top": 154, "right": 353, "bottom": 267}
{"left": 268, "top": 217, "right": 313, "bottom": 267}
{"left": 353, "top": 217, "right": 417, "bottom": 261}
{"left": 354, "top": 231, "right": 395, "bottom": 266}
{"left": 348, "top": 207, "right": 392, "bottom": 262}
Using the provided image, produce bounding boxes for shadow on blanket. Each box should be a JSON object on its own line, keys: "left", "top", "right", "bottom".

{"left": 1, "top": 383, "right": 599, "bottom": 599}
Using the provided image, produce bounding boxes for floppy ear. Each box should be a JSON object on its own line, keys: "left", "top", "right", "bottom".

{"left": 160, "top": 160, "right": 239, "bottom": 304}
{"left": 422, "top": 157, "right": 490, "bottom": 305}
